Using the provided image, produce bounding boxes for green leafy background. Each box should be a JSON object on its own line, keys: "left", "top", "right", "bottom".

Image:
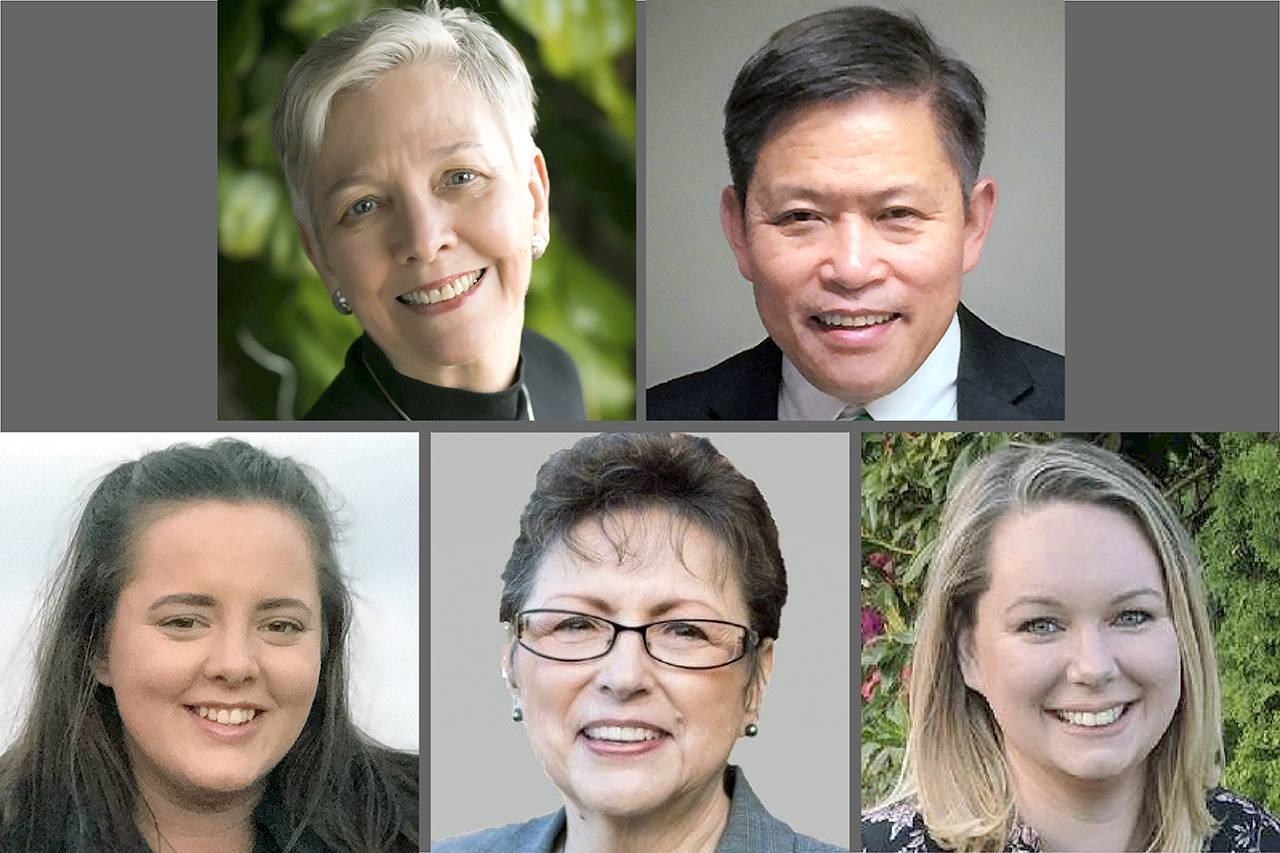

{"left": 218, "top": 0, "right": 635, "bottom": 419}
{"left": 861, "top": 433, "right": 1280, "bottom": 817}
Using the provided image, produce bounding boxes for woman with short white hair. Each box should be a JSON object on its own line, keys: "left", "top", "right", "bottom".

{"left": 272, "top": 1, "right": 584, "bottom": 420}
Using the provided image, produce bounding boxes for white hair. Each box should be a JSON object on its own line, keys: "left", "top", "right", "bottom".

{"left": 271, "top": 1, "right": 537, "bottom": 236}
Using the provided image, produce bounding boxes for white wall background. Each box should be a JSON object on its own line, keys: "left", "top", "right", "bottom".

{"left": 0, "top": 432, "right": 419, "bottom": 752}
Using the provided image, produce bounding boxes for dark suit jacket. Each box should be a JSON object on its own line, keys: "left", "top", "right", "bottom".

{"left": 432, "top": 765, "right": 843, "bottom": 852}
{"left": 646, "top": 305, "right": 1064, "bottom": 420}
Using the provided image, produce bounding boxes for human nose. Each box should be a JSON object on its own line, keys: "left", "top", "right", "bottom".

{"left": 593, "top": 627, "right": 654, "bottom": 699}
{"left": 820, "top": 215, "right": 885, "bottom": 292}
{"left": 391, "top": 189, "right": 455, "bottom": 265}
{"left": 1066, "top": 625, "right": 1119, "bottom": 686}
{"left": 202, "top": 625, "right": 261, "bottom": 684}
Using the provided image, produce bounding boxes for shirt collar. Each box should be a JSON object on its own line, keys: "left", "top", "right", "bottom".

{"left": 777, "top": 312, "right": 960, "bottom": 420}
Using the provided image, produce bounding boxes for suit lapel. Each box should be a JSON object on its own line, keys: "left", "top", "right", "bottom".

{"left": 956, "top": 304, "right": 1034, "bottom": 419}
{"left": 708, "top": 339, "right": 784, "bottom": 419}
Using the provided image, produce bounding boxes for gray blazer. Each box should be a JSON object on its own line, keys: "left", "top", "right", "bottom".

{"left": 432, "top": 765, "right": 844, "bottom": 852}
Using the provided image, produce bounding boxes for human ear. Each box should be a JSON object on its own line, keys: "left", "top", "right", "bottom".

{"left": 719, "top": 185, "right": 754, "bottom": 282}
{"left": 961, "top": 177, "right": 997, "bottom": 275}
{"left": 745, "top": 638, "right": 775, "bottom": 722}
{"left": 957, "top": 624, "right": 983, "bottom": 694}
{"left": 92, "top": 653, "right": 113, "bottom": 688}
{"left": 526, "top": 146, "right": 551, "bottom": 239}
{"left": 500, "top": 637, "right": 518, "bottom": 694}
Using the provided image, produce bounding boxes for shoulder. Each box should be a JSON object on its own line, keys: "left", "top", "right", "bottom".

{"left": 520, "top": 329, "right": 586, "bottom": 419}
{"left": 956, "top": 305, "right": 1064, "bottom": 419}
{"left": 720, "top": 767, "right": 845, "bottom": 852}
{"left": 303, "top": 336, "right": 397, "bottom": 420}
{"left": 1205, "top": 788, "right": 1280, "bottom": 851}
{"left": 432, "top": 810, "right": 564, "bottom": 853}
{"left": 647, "top": 339, "right": 782, "bottom": 420}
{"left": 860, "top": 797, "right": 935, "bottom": 852}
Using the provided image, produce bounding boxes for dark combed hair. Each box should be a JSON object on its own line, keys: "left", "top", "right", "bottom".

{"left": 499, "top": 433, "right": 788, "bottom": 641}
{"left": 724, "top": 5, "right": 987, "bottom": 210}
{"left": 0, "top": 439, "right": 418, "bottom": 852}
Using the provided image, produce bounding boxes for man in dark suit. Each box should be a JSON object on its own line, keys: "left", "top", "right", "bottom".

{"left": 647, "top": 7, "right": 1063, "bottom": 421}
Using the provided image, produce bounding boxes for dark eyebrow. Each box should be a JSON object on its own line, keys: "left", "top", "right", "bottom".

{"left": 148, "top": 594, "right": 314, "bottom": 616}
{"left": 545, "top": 595, "right": 721, "bottom": 619}
{"left": 762, "top": 183, "right": 935, "bottom": 206}
{"left": 1006, "top": 587, "right": 1165, "bottom": 613}
{"left": 321, "top": 141, "right": 485, "bottom": 202}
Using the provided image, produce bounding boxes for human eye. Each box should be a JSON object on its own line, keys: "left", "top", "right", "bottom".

{"left": 659, "top": 621, "right": 712, "bottom": 643}
{"left": 159, "top": 616, "right": 198, "bottom": 629}
{"left": 1017, "top": 617, "right": 1061, "bottom": 635}
{"left": 444, "top": 169, "right": 479, "bottom": 187}
{"left": 879, "top": 207, "right": 920, "bottom": 222}
{"left": 552, "top": 615, "right": 601, "bottom": 634}
{"left": 264, "top": 619, "right": 305, "bottom": 634}
{"left": 1114, "top": 610, "right": 1152, "bottom": 628}
{"left": 774, "top": 209, "right": 821, "bottom": 226}
{"left": 341, "top": 196, "right": 379, "bottom": 222}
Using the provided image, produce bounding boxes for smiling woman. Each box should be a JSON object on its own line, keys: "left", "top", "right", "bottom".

{"left": 0, "top": 439, "right": 418, "bottom": 852}
{"left": 271, "top": 1, "right": 585, "bottom": 420}
{"left": 433, "top": 433, "right": 845, "bottom": 853}
{"left": 860, "top": 441, "right": 1280, "bottom": 852}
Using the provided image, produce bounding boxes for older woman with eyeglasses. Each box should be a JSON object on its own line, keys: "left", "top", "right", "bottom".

{"left": 433, "top": 433, "right": 842, "bottom": 853}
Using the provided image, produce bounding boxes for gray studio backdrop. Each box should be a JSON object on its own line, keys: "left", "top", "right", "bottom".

{"left": 429, "top": 433, "right": 851, "bottom": 849}
{"left": 644, "top": 0, "right": 1064, "bottom": 388}
{"left": 0, "top": 433, "right": 419, "bottom": 753}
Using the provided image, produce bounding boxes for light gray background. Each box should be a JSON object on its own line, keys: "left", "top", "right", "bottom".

{"left": 644, "top": 0, "right": 1064, "bottom": 387}
{"left": 429, "top": 432, "right": 850, "bottom": 849}
{"left": 0, "top": 433, "right": 419, "bottom": 753}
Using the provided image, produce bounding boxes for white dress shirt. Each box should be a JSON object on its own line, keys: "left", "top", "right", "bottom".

{"left": 777, "top": 312, "right": 960, "bottom": 420}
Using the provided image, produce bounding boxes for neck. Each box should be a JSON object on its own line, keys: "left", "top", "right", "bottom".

{"left": 132, "top": 775, "right": 261, "bottom": 853}
{"left": 383, "top": 311, "right": 524, "bottom": 393}
{"left": 1009, "top": 754, "right": 1147, "bottom": 852}
{"left": 561, "top": 773, "right": 732, "bottom": 853}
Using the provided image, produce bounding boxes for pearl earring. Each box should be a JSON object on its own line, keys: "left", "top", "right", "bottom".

{"left": 744, "top": 723, "right": 759, "bottom": 737}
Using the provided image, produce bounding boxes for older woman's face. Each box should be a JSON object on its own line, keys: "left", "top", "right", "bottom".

{"left": 96, "top": 502, "right": 322, "bottom": 804}
{"left": 511, "top": 509, "right": 772, "bottom": 820}
{"left": 302, "top": 61, "right": 549, "bottom": 387}
{"left": 959, "top": 501, "right": 1181, "bottom": 793}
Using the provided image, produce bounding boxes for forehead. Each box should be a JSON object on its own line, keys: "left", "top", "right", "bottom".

{"left": 124, "top": 501, "right": 320, "bottom": 605}
{"left": 313, "top": 62, "right": 512, "bottom": 189}
{"left": 749, "top": 93, "right": 959, "bottom": 200}
{"left": 984, "top": 501, "right": 1165, "bottom": 604}
{"left": 527, "top": 508, "right": 747, "bottom": 618}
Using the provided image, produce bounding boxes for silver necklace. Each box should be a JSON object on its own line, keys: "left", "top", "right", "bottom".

{"left": 361, "top": 351, "right": 534, "bottom": 420}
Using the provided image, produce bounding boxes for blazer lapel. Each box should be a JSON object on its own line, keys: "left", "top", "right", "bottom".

{"left": 955, "top": 304, "right": 1034, "bottom": 419}
{"left": 708, "top": 339, "right": 784, "bottom": 420}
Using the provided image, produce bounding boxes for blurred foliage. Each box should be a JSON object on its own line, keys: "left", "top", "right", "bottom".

{"left": 218, "top": 0, "right": 635, "bottom": 419}
{"left": 861, "top": 433, "right": 1278, "bottom": 817}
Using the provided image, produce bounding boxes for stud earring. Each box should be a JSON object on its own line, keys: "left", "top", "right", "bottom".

{"left": 744, "top": 723, "right": 758, "bottom": 737}
{"left": 331, "top": 289, "right": 352, "bottom": 315}
{"left": 531, "top": 233, "right": 547, "bottom": 260}
{"left": 511, "top": 703, "right": 523, "bottom": 722}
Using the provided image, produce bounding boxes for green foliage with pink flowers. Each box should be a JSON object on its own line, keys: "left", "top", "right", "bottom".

{"left": 858, "top": 433, "right": 1275, "bottom": 812}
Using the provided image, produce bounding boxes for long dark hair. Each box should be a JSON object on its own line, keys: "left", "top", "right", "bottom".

{"left": 0, "top": 439, "right": 418, "bottom": 851}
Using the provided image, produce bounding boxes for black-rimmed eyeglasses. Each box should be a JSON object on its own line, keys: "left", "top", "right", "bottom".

{"left": 515, "top": 609, "right": 759, "bottom": 670}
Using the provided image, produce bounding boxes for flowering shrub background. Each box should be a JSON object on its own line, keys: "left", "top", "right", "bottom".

{"left": 860, "top": 433, "right": 1278, "bottom": 816}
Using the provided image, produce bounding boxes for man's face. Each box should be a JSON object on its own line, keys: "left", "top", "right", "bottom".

{"left": 721, "top": 93, "right": 995, "bottom": 405}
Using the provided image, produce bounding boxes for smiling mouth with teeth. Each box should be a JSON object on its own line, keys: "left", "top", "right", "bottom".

{"left": 582, "top": 725, "right": 666, "bottom": 743}
{"left": 1051, "top": 703, "right": 1130, "bottom": 728}
{"left": 397, "top": 268, "right": 485, "bottom": 305}
{"left": 189, "top": 705, "right": 261, "bottom": 726}
{"left": 814, "top": 311, "right": 898, "bottom": 328}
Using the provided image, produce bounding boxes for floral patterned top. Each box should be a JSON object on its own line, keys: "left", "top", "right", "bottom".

{"left": 860, "top": 789, "right": 1280, "bottom": 852}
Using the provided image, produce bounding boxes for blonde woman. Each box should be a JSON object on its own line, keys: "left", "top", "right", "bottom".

{"left": 860, "top": 440, "right": 1279, "bottom": 852}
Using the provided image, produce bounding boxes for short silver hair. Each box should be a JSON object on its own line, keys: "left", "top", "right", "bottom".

{"left": 271, "top": 1, "right": 537, "bottom": 236}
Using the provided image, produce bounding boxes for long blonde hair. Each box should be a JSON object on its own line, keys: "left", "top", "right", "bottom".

{"left": 887, "top": 440, "right": 1221, "bottom": 851}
